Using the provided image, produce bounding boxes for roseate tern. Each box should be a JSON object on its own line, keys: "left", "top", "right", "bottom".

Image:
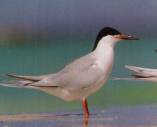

{"left": 0, "top": 27, "right": 138, "bottom": 117}
{"left": 115, "top": 65, "right": 157, "bottom": 82}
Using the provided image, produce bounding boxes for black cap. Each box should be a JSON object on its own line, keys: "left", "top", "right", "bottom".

{"left": 93, "top": 27, "right": 121, "bottom": 50}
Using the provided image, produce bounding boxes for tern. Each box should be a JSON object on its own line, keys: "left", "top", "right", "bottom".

{"left": 0, "top": 27, "right": 138, "bottom": 117}
{"left": 116, "top": 65, "right": 157, "bottom": 82}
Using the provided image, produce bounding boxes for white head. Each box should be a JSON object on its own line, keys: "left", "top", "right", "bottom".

{"left": 92, "top": 27, "right": 139, "bottom": 50}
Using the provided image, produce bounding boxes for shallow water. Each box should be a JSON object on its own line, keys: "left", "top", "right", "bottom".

{"left": 0, "top": 39, "right": 157, "bottom": 114}
{"left": 1, "top": 105, "right": 157, "bottom": 127}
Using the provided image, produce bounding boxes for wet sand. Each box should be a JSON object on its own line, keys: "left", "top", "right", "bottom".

{"left": 0, "top": 105, "right": 157, "bottom": 127}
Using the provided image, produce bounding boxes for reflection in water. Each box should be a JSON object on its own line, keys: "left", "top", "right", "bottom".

{"left": 0, "top": 112, "right": 157, "bottom": 127}
{"left": 83, "top": 117, "right": 89, "bottom": 127}
{"left": 0, "top": 104, "right": 157, "bottom": 127}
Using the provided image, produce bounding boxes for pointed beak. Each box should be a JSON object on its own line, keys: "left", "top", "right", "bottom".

{"left": 114, "top": 34, "right": 139, "bottom": 40}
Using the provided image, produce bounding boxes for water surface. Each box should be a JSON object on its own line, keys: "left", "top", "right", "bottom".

{"left": 0, "top": 39, "right": 157, "bottom": 114}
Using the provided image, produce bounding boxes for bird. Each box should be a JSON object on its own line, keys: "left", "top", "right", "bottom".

{"left": 0, "top": 27, "right": 138, "bottom": 118}
{"left": 116, "top": 65, "right": 157, "bottom": 82}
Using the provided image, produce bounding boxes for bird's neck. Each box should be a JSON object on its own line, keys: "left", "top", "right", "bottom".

{"left": 93, "top": 37, "right": 116, "bottom": 71}
{"left": 94, "top": 37, "right": 116, "bottom": 56}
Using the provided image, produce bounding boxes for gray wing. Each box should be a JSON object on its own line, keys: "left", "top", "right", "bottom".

{"left": 29, "top": 53, "right": 104, "bottom": 89}
{"left": 3, "top": 52, "right": 103, "bottom": 89}
{"left": 6, "top": 52, "right": 95, "bottom": 81}
{"left": 2, "top": 73, "right": 54, "bottom": 87}
{"left": 6, "top": 74, "right": 43, "bottom": 81}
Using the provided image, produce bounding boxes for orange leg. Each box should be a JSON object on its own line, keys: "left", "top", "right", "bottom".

{"left": 82, "top": 98, "right": 90, "bottom": 118}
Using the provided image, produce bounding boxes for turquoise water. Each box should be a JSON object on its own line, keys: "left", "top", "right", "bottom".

{"left": 0, "top": 39, "right": 157, "bottom": 114}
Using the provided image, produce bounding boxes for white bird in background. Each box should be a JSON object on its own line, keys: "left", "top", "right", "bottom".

{"left": 116, "top": 65, "right": 157, "bottom": 82}
{"left": 0, "top": 27, "right": 138, "bottom": 118}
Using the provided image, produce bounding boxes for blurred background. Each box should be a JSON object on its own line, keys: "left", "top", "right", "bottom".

{"left": 0, "top": 0, "right": 157, "bottom": 114}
